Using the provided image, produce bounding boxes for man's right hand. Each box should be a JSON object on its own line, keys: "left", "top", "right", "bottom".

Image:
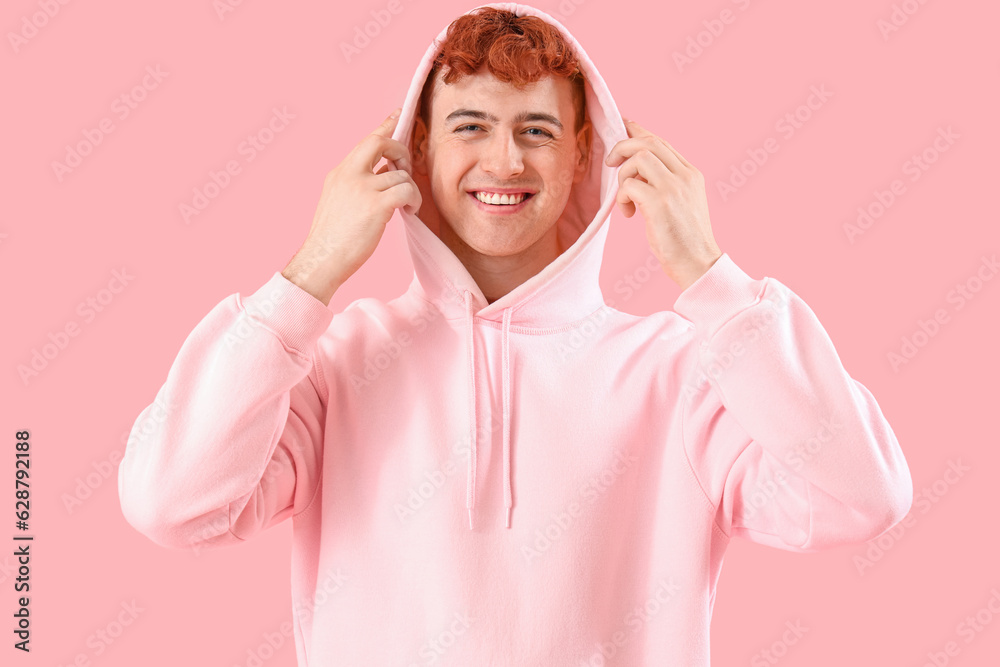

{"left": 282, "top": 108, "right": 421, "bottom": 306}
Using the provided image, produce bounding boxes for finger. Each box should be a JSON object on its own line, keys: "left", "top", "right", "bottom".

{"left": 362, "top": 108, "right": 410, "bottom": 172}
{"left": 382, "top": 178, "right": 422, "bottom": 217}
{"left": 656, "top": 134, "right": 694, "bottom": 170}
{"left": 608, "top": 120, "right": 695, "bottom": 171}
{"left": 616, "top": 176, "right": 656, "bottom": 219}
{"left": 615, "top": 179, "right": 637, "bottom": 218}
{"left": 362, "top": 137, "right": 413, "bottom": 177}
{"left": 616, "top": 149, "right": 671, "bottom": 191}
{"left": 386, "top": 151, "right": 413, "bottom": 178}
{"left": 606, "top": 136, "right": 684, "bottom": 176}
{"left": 606, "top": 117, "right": 656, "bottom": 165}
{"left": 627, "top": 119, "right": 695, "bottom": 171}
{"left": 623, "top": 118, "right": 657, "bottom": 140}
{"left": 372, "top": 168, "right": 415, "bottom": 193}
{"left": 371, "top": 108, "right": 402, "bottom": 139}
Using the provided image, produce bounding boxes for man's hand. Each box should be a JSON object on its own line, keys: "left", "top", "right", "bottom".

{"left": 282, "top": 107, "right": 421, "bottom": 306}
{"left": 605, "top": 118, "right": 722, "bottom": 291}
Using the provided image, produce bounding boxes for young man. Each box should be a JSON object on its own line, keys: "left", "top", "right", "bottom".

{"left": 119, "top": 4, "right": 912, "bottom": 664}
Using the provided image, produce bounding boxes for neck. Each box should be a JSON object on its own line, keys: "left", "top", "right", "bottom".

{"left": 441, "top": 223, "right": 562, "bottom": 304}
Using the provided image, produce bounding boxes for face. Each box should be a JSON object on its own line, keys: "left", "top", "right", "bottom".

{"left": 411, "top": 67, "right": 592, "bottom": 260}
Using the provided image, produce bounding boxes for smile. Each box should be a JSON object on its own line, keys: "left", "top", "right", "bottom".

{"left": 473, "top": 191, "right": 533, "bottom": 205}
{"left": 468, "top": 190, "right": 535, "bottom": 215}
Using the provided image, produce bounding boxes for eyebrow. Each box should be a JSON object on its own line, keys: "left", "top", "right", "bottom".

{"left": 444, "top": 108, "right": 564, "bottom": 131}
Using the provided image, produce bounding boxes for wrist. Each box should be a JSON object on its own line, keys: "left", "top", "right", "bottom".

{"left": 281, "top": 247, "right": 348, "bottom": 307}
{"left": 667, "top": 251, "right": 723, "bottom": 292}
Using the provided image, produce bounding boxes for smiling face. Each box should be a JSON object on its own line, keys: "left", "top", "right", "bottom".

{"left": 411, "top": 67, "right": 592, "bottom": 262}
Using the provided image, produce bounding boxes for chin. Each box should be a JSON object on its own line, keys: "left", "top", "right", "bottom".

{"left": 464, "top": 234, "right": 530, "bottom": 258}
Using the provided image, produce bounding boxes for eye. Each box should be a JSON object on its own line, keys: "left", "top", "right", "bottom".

{"left": 525, "top": 128, "right": 553, "bottom": 138}
{"left": 455, "top": 124, "right": 481, "bottom": 133}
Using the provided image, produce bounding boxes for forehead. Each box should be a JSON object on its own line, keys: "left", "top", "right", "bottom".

{"left": 429, "top": 68, "right": 573, "bottom": 120}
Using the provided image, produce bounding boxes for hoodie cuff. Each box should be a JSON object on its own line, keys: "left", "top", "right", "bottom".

{"left": 239, "top": 271, "right": 335, "bottom": 354}
{"left": 672, "top": 253, "right": 766, "bottom": 338}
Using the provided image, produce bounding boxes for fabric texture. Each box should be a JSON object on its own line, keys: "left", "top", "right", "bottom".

{"left": 118, "top": 3, "right": 913, "bottom": 664}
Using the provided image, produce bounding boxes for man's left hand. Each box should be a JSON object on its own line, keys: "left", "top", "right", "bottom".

{"left": 605, "top": 118, "right": 723, "bottom": 291}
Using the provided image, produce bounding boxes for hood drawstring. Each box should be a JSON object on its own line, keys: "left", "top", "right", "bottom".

{"left": 501, "top": 305, "right": 513, "bottom": 529}
{"left": 464, "top": 290, "right": 477, "bottom": 530}
{"left": 464, "top": 289, "right": 514, "bottom": 531}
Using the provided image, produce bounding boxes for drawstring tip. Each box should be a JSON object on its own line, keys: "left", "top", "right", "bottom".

{"left": 505, "top": 507, "right": 511, "bottom": 529}
{"left": 468, "top": 508, "right": 474, "bottom": 531}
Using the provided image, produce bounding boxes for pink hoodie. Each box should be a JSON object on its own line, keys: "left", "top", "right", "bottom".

{"left": 118, "top": 3, "right": 913, "bottom": 664}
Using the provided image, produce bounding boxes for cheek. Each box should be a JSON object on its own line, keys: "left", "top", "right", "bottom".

{"left": 543, "top": 162, "right": 577, "bottom": 202}
{"left": 429, "top": 149, "right": 473, "bottom": 191}
{"left": 428, "top": 162, "right": 458, "bottom": 194}
{"left": 541, "top": 147, "right": 578, "bottom": 184}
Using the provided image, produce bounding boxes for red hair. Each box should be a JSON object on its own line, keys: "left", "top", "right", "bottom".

{"left": 418, "top": 7, "right": 587, "bottom": 133}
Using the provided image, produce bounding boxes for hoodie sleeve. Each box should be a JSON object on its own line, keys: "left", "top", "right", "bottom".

{"left": 118, "top": 271, "right": 335, "bottom": 551}
{"left": 673, "top": 253, "right": 913, "bottom": 552}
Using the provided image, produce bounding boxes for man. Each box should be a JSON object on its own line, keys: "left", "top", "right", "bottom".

{"left": 119, "top": 4, "right": 913, "bottom": 665}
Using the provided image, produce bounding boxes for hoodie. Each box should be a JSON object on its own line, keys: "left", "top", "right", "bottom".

{"left": 118, "top": 3, "right": 913, "bottom": 665}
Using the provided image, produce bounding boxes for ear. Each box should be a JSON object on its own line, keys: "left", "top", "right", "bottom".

{"left": 572, "top": 119, "right": 593, "bottom": 184}
{"left": 411, "top": 115, "right": 429, "bottom": 175}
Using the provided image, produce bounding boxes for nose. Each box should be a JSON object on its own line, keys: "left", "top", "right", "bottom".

{"left": 479, "top": 132, "right": 524, "bottom": 179}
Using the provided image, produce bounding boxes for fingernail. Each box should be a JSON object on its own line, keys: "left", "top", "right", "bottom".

{"left": 390, "top": 108, "right": 401, "bottom": 118}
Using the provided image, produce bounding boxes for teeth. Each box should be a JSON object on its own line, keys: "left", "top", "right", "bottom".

{"left": 475, "top": 191, "right": 527, "bottom": 205}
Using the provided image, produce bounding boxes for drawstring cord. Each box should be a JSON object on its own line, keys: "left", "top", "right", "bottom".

{"left": 463, "top": 289, "right": 514, "bottom": 530}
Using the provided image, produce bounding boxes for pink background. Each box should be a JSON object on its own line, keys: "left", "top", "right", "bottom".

{"left": 3, "top": 0, "right": 998, "bottom": 664}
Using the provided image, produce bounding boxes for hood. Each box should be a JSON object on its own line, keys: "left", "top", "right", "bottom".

{"left": 389, "top": 2, "right": 628, "bottom": 530}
